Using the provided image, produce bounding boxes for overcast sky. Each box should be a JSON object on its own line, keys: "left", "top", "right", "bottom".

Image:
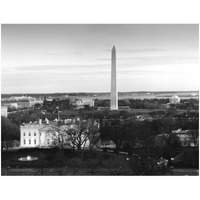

{"left": 1, "top": 24, "right": 199, "bottom": 94}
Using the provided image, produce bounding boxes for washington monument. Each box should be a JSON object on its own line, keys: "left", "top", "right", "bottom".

{"left": 110, "top": 46, "right": 118, "bottom": 110}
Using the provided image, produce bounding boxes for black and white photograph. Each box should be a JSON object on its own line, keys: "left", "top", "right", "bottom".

{"left": 1, "top": 1, "right": 200, "bottom": 200}
{"left": 1, "top": 24, "right": 199, "bottom": 176}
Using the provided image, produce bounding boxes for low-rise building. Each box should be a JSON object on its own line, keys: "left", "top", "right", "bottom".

{"left": 71, "top": 98, "right": 94, "bottom": 109}
{"left": 1, "top": 106, "right": 8, "bottom": 117}
{"left": 1, "top": 99, "right": 31, "bottom": 109}
{"left": 172, "top": 129, "right": 199, "bottom": 147}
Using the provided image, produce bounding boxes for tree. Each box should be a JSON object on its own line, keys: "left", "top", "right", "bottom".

{"left": 1, "top": 116, "right": 20, "bottom": 150}
{"left": 86, "top": 119, "right": 100, "bottom": 150}
{"left": 168, "top": 132, "right": 181, "bottom": 148}
{"left": 189, "top": 130, "right": 199, "bottom": 146}
{"left": 48, "top": 125, "right": 71, "bottom": 150}
{"left": 66, "top": 117, "right": 99, "bottom": 152}
{"left": 47, "top": 117, "right": 100, "bottom": 152}
{"left": 100, "top": 118, "right": 128, "bottom": 152}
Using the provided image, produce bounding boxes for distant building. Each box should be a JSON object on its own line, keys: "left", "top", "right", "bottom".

{"left": 45, "top": 96, "right": 53, "bottom": 101}
{"left": 1, "top": 96, "right": 43, "bottom": 109}
{"left": 169, "top": 95, "right": 180, "bottom": 104}
{"left": 53, "top": 95, "right": 69, "bottom": 101}
{"left": 172, "top": 129, "right": 199, "bottom": 147}
{"left": 1, "top": 99, "right": 31, "bottom": 109}
{"left": 44, "top": 95, "right": 69, "bottom": 101}
{"left": 17, "top": 99, "right": 31, "bottom": 108}
{"left": 97, "top": 107, "right": 109, "bottom": 111}
{"left": 71, "top": 98, "right": 94, "bottom": 109}
{"left": 29, "top": 98, "right": 43, "bottom": 107}
{"left": 1, "top": 106, "right": 8, "bottom": 117}
{"left": 1, "top": 101, "right": 18, "bottom": 109}
{"left": 118, "top": 106, "right": 130, "bottom": 110}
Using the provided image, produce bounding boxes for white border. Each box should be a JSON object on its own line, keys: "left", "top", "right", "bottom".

{"left": 0, "top": 0, "right": 200, "bottom": 200}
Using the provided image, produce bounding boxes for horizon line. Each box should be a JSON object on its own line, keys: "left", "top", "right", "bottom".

{"left": 1, "top": 90, "right": 199, "bottom": 95}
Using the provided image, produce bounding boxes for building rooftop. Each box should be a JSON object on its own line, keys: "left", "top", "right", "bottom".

{"left": 171, "top": 95, "right": 180, "bottom": 99}
{"left": 172, "top": 129, "right": 196, "bottom": 134}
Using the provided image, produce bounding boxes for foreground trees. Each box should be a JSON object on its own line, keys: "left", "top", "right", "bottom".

{"left": 47, "top": 117, "right": 100, "bottom": 152}
{"left": 1, "top": 116, "right": 20, "bottom": 150}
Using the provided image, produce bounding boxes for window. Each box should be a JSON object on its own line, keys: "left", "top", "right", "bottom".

{"left": 29, "top": 132, "right": 31, "bottom": 136}
{"left": 34, "top": 139, "right": 36, "bottom": 144}
{"left": 47, "top": 139, "right": 50, "bottom": 145}
{"left": 23, "top": 132, "right": 26, "bottom": 136}
{"left": 29, "top": 139, "right": 31, "bottom": 145}
{"left": 24, "top": 140, "right": 26, "bottom": 145}
{"left": 34, "top": 132, "right": 36, "bottom": 136}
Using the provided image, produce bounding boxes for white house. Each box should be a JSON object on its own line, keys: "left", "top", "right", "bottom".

{"left": 20, "top": 118, "right": 99, "bottom": 149}
{"left": 20, "top": 120, "right": 58, "bottom": 148}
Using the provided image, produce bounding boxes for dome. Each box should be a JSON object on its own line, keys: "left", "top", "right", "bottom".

{"left": 170, "top": 95, "right": 180, "bottom": 104}
{"left": 171, "top": 95, "right": 179, "bottom": 99}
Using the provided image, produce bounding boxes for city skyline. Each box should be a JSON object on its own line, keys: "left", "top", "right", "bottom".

{"left": 1, "top": 24, "right": 199, "bottom": 94}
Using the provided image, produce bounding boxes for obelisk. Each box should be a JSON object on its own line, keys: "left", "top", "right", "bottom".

{"left": 110, "top": 45, "right": 118, "bottom": 110}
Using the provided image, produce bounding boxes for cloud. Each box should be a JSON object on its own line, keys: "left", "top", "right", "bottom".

{"left": 43, "top": 53, "right": 69, "bottom": 56}
{"left": 42, "top": 51, "right": 83, "bottom": 56}
{"left": 103, "top": 48, "right": 168, "bottom": 52}
{"left": 2, "top": 64, "right": 109, "bottom": 73}
{"left": 118, "top": 48, "right": 168, "bottom": 53}
{"left": 96, "top": 55, "right": 198, "bottom": 65}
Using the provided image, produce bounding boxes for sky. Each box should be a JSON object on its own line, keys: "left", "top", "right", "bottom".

{"left": 1, "top": 24, "right": 199, "bottom": 94}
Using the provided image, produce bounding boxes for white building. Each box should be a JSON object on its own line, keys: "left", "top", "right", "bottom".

{"left": 71, "top": 98, "right": 94, "bottom": 109}
{"left": 169, "top": 95, "right": 180, "bottom": 104}
{"left": 172, "top": 129, "right": 198, "bottom": 147}
{"left": 20, "top": 119, "right": 59, "bottom": 148}
{"left": 20, "top": 118, "right": 99, "bottom": 148}
{"left": 29, "top": 98, "right": 43, "bottom": 107}
{"left": 1, "top": 106, "right": 8, "bottom": 117}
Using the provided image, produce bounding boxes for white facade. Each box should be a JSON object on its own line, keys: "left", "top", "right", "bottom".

{"left": 72, "top": 99, "right": 94, "bottom": 109}
{"left": 20, "top": 120, "right": 98, "bottom": 148}
{"left": 1, "top": 106, "right": 8, "bottom": 117}
{"left": 20, "top": 124, "right": 42, "bottom": 148}
{"left": 169, "top": 95, "right": 180, "bottom": 104}
{"left": 20, "top": 123, "right": 58, "bottom": 148}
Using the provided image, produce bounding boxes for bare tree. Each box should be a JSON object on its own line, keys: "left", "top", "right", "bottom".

{"left": 47, "top": 117, "right": 100, "bottom": 152}
{"left": 86, "top": 118, "right": 100, "bottom": 150}
{"left": 47, "top": 126, "right": 71, "bottom": 150}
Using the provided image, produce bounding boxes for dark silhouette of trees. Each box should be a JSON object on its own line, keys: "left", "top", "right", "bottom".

{"left": 48, "top": 117, "right": 100, "bottom": 152}
{"left": 100, "top": 117, "right": 131, "bottom": 152}
{"left": 43, "top": 99, "right": 72, "bottom": 112}
{"left": 1, "top": 116, "right": 20, "bottom": 150}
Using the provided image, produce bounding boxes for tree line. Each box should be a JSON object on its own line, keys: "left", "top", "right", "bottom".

{"left": 1, "top": 116, "right": 20, "bottom": 150}
{"left": 94, "top": 98, "right": 199, "bottom": 110}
